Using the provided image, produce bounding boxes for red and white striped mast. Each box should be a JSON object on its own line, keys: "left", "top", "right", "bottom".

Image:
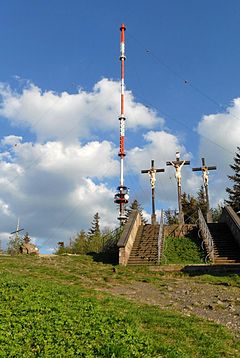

{"left": 114, "top": 23, "right": 129, "bottom": 224}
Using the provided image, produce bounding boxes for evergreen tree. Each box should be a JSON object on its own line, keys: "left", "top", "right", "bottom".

{"left": 211, "top": 204, "right": 222, "bottom": 223}
{"left": 23, "top": 232, "right": 31, "bottom": 244}
{"left": 88, "top": 212, "right": 100, "bottom": 236}
{"left": 72, "top": 230, "right": 88, "bottom": 254}
{"left": 126, "top": 199, "right": 147, "bottom": 224}
{"left": 182, "top": 192, "right": 198, "bottom": 224}
{"left": 164, "top": 209, "right": 178, "bottom": 225}
{"left": 87, "top": 213, "right": 103, "bottom": 252}
{"left": 196, "top": 186, "right": 208, "bottom": 218}
{"left": 181, "top": 186, "right": 208, "bottom": 224}
{"left": 226, "top": 146, "right": 240, "bottom": 212}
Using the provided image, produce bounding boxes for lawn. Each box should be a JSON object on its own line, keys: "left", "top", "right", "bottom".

{"left": 161, "top": 236, "right": 205, "bottom": 264}
{"left": 0, "top": 255, "right": 239, "bottom": 357}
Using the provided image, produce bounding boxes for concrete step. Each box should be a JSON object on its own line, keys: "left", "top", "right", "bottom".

{"left": 127, "top": 224, "right": 160, "bottom": 266}
{"left": 206, "top": 222, "right": 240, "bottom": 263}
{"left": 214, "top": 260, "right": 240, "bottom": 264}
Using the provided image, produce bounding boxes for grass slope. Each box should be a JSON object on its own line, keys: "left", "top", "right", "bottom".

{"left": 0, "top": 255, "right": 239, "bottom": 357}
{"left": 162, "top": 236, "right": 205, "bottom": 264}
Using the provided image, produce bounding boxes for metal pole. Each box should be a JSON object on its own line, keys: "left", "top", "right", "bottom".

{"left": 205, "top": 183, "right": 213, "bottom": 222}
{"left": 151, "top": 159, "right": 156, "bottom": 224}
{"left": 151, "top": 186, "right": 156, "bottom": 224}
{"left": 177, "top": 184, "right": 184, "bottom": 224}
{"left": 114, "top": 24, "right": 129, "bottom": 224}
{"left": 141, "top": 159, "right": 164, "bottom": 225}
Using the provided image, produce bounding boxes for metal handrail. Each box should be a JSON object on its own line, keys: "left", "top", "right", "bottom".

{"left": 198, "top": 209, "right": 214, "bottom": 262}
{"left": 157, "top": 210, "right": 164, "bottom": 264}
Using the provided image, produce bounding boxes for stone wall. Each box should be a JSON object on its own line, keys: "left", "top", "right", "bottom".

{"left": 117, "top": 210, "right": 142, "bottom": 266}
{"left": 164, "top": 224, "right": 196, "bottom": 238}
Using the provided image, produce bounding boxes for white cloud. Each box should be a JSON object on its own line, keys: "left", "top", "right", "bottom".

{"left": 0, "top": 79, "right": 166, "bottom": 252}
{"left": 1, "top": 135, "right": 22, "bottom": 146}
{"left": 2, "top": 80, "right": 237, "bottom": 252}
{"left": 0, "top": 137, "right": 119, "bottom": 252}
{"left": 197, "top": 98, "right": 240, "bottom": 205}
{"left": 0, "top": 79, "right": 164, "bottom": 143}
{"left": 126, "top": 130, "right": 198, "bottom": 208}
{"left": 0, "top": 199, "right": 11, "bottom": 216}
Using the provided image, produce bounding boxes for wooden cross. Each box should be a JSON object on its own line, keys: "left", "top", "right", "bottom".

{"left": 141, "top": 159, "right": 165, "bottom": 224}
{"left": 192, "top": 157, "right": 217, "bottom": 222}
{"left": 166, "top": 151, "right": 190, "bottom": 224}
{"left": 10, "top": 218, "right": 24, "bottom": 238}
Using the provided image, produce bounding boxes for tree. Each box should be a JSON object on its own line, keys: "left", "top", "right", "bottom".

{"left": 23, "top": 232, "right": 31, "bottom": 244}
{"left": 7, "top": 234, "right": 23, "bottom": 255}
{"left": 87, "top": 213, "right": 103, "bottom": 253}
{"left": 181, "top": 192, "right": 198, "bottom": 224}
{"left": 126, "top": 199, "right": 147, "bottom": 224}
{"left": 226, "top": 146, "right": 240, "bottom": 212}
{"left": 72, "top": 230, "right": 88, "bottom": 254}
{"left": 181, "top": 186, "right": 208, "bottom": 224}
{"left": 211, "top": 204, "right": 223, "bottom": 223}
{"left": 88, "top": 212, "right": 100, "bottom": 236}
{"left": 164, "top": 209, "right": 178, "bottom": 225}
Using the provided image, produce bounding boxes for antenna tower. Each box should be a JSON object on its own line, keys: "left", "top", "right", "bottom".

{"left": 114, "top": 23, "right": 129, "bottom": 224}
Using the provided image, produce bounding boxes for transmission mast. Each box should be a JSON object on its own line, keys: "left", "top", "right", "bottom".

{"left": 114, "top": 23, "right": 129, "bottom": 224}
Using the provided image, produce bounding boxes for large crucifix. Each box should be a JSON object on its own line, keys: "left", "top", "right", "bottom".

{"left": 141, "top": 159, "right": 165, "bottom": 224}
{"left": 192, "top": 157, "right": 217, "bottom": 222}
{"left": 10, "top": 218, "right": 24, "bottom": 239}
{"left": 166, "top": 151, "right": 190, "bottom": 224}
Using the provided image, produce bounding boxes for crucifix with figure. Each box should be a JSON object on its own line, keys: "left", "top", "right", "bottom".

{"left": 192, "top": 157, "right": 217, "bottom": 222}
{"left": 141, "top": 160, "right": 165, "bottom": 224}
{"left": 166, "top": 151, "right": 190, "bottom": 224}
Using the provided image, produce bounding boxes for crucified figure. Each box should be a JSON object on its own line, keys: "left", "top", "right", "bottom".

{"left": 170, "top": 160, "right": 186, "bottom": 186}
{"left": 148, "top": 169, "right": 157, "bottom": 189}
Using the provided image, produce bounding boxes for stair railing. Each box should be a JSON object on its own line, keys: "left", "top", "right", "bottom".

{"left": 157, "top": 210, "right": 164, "bottom": 264}
{"left": 198, "top": 209, "right": 214, "bottom": 263}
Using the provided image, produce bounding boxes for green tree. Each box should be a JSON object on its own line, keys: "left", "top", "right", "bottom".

{"left": 226, "top": 146, "right": 240, "bottom": 212}
{"left": 211, "top": 204, "right": 223, "bottom": 223}
{"left": 164, "top": 209, "right": 178, "bottom": 225}
{"left": 72, "top": 230, "right": 88, "bottom": 254}
{"left": 23, "top": 232, "right": 31, "bottom": 244}
{"left": 126, "top": 199, "right": 147, "bottom": 224}
{"left": 182, "top": 192, "right": 198, "bottom": 224}
{"left": 182, "top": 186, "right": 208, "bottom": 224}
{"left": 87, "top": 213, "right": 103, "bottom": 253}
{"left": 7, "top": 234, "right": 23, "bottom": 255}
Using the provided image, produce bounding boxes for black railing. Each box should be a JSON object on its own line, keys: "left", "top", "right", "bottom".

{"left": 198, "top": 209, "right": 214, "bottom": 262}
{"left": 157, "top": 210, "right": 164, "bottom": 264}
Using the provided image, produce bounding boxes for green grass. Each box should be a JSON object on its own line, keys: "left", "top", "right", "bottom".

{"left": 192, "top": 273, "right": 240, "bottom": 288}
{"left": 0, "top": 255, "right": 239, "bottom": 357}
{"left": 162, "top": 236, "right": 205, "bottom": 264}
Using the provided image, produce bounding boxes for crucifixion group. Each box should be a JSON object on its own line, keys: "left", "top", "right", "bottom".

{"left": 141, "top": 151, "right": 217, "bottom": 225}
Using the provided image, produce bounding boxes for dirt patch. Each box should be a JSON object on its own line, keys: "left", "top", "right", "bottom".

{"left": 103, "top": 279, "right": 240, "bottom": 335}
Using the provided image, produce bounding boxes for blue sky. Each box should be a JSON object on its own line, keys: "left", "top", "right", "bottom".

{"left": 0, "top": 1, "right": 239, "bottom": 252}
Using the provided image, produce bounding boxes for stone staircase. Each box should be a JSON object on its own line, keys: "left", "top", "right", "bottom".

{"left": 127, "top": 224, "right": 160, "bottom": 265}
{"left": 208, "top": 223, "right": 240, "bottom": 264}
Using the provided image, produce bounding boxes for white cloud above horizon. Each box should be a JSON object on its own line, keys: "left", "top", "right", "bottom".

{"left": 0, "top": 136, "right": 120, "bottom": 251}
{"left": 0, "top": 79, "right": 164, "bottom": 143}
{"left": 197, "top": 98, "right": 240, "bottom": 206}
{"left": 0, "top": 79, "right": 239, "bottom": 252}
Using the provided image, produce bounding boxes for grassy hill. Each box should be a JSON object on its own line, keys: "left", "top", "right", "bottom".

{"left": 161, "top": 235, "right": 205, "bottom": 264}
{"left": 0, "top": 255, "right": 239, "bottom": 357}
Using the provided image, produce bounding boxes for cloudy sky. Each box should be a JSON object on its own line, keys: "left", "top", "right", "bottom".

{"left": 0, "top": 1, "right": 240, "bottom": 252}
